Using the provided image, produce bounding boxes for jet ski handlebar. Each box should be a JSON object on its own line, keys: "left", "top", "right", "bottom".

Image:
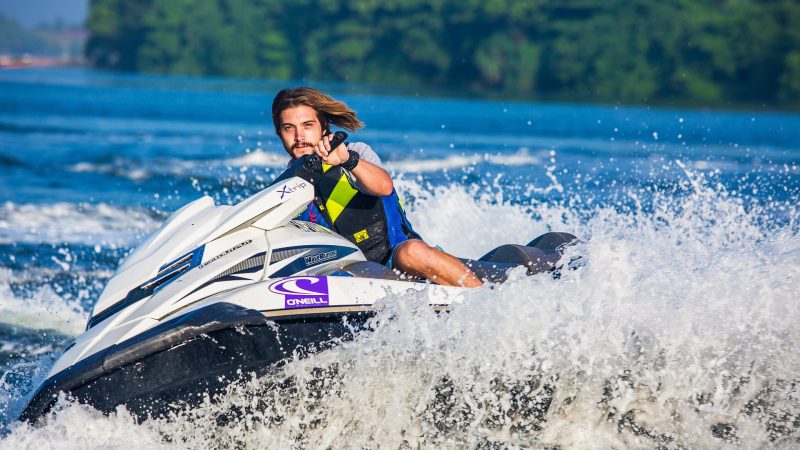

{"left": 302, "top": 131, "right": 348, "bottom": 172}
{"left": 267, "top": 131, "right": 348, "bottom": 188}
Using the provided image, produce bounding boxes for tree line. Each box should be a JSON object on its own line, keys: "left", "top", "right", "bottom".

{"left": 0, "top": 14, "right": 77, "bottom": 57}
{"left": 85, "top": 0, "right": 800, "bottom": 106}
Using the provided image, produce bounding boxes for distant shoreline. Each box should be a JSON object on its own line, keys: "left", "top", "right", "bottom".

{"left": 0, "top": 55, "right": 84, "bottom": 69}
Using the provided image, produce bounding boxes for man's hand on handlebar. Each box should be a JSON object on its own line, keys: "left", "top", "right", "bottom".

{"left": 314, "top": 133, "right": 350, "bottom": 166}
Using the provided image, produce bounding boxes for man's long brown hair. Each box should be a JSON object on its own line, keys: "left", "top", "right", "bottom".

{"left": 271, "top": 87, "right": 364, "bottom": 134}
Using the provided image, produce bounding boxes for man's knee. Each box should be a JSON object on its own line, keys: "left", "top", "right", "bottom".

{"left": 393, "top": 239, "right": 432, "bottom": 267}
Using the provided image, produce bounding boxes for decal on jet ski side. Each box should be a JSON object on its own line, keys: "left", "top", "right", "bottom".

{"left": 304, "top": 250, "right": 337, "bottom": 266}
{"left": 289, "top": 220, "right": 331, "bottom": 234}
{"left": 268, "top": 245, "right": 358, "bottom": 277}
{"left": 198, "top": 239, "right": 253, "bottom": 269}
{"left": 278, "top": 181, "right": 308, "bottom": 199}
{"left": 268, "top": 276, "right": 330, "bottom": 309}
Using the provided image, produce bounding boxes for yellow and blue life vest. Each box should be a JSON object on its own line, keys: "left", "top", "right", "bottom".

{"left": 295, "top": 163, "right": 420, "bottom": 264}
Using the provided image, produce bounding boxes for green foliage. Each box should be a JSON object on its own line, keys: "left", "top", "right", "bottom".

{"left": 475, "top": 33, "right": 540, "bottom": 94}
{"left": 85, "top": 0, "right": 800, "bottom": 106}
{"left": 86, "top": 0, "right": 154, "bottom": 70}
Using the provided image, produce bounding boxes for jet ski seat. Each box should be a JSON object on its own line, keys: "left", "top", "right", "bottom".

{"left": 471, "top": 231, "right": 578, "bottom": 281}
{"left": 337, "top": 261, "right": 411, "bottom": 280}
{"left": 339, "top": 232, "right": 577, "bottom": 284}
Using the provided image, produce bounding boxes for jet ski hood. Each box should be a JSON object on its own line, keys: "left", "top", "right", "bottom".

{"left": 92, "top": 177, "right": 313, "bottom": 325}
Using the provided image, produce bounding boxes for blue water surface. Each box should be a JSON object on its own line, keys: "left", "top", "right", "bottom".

{"left": 1, "top": 68, "right": 797, "bottom": 210}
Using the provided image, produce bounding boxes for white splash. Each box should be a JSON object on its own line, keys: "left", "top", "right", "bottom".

{"left": 387, "top": 154, "right": 481, "bottom": 172}
{"left": 396, "top": 179, "right": 572, "bottom": 257}
{"left": 223, "top": 150, "right": 287, "bottom": 168}
{"left": 0, "top": 401, "right": 167, "bottom": 450}
{"left": 2, "top": 172, "right": 798, "bottom": 448}
{"left": 0, "top": 269, "right": 87, "bottom": 337}
{"left": 67, "top": 158, "right": 200, "bottom": 181}
{"left": 0, "top": 202, "right": 160, "bottom": 245}
{"left": 386, "top": 149, "right": 542, "bottom": 173}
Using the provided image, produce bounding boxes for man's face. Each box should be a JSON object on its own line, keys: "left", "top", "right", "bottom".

{"left": 278, "top": 105, "right": 324, "bottom": 159}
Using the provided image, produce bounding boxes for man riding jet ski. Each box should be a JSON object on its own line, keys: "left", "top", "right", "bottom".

{"left": 271, "top": 87, "right": 483, "bottom": 287}
{"left": 18, "top": 90, "right": 576, "bottom": 424}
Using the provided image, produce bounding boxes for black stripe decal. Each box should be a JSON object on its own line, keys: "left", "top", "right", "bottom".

{"left": 182, "top": 252, "right": 267, "bottom": 298}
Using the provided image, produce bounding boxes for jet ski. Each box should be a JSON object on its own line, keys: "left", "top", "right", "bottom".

{"left": 20, "top": 132, "right": 576, "bottom": 423}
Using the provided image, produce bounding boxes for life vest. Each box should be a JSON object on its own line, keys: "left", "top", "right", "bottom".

{"left": 296, "top": 163, "right": 420, "bottom": 264}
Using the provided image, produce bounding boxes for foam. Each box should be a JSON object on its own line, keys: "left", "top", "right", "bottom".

{"left": 223, "top": 150, "right": 287, "bottom": 168}
{"left": 65, "top": 147, "right": 540, "bottom": 183}
{"left": 0, "top": 202, "right": 159, "bottom": 245}
{"left": 1, "top": 401, "right": 166, "bottom": 449}
{"left": 0, "top": 269, "right": 87, "bottom": 337}
{"left": 67, "top": 158, "right": 200, "bottom": 181}
{"left": 158, "top": 173, "right": 799, "bottom": 447}
{"left": 0, "top": 269, "right": 88, "bottom": 428}
{"left": 394, "top": 179, "right": 569, "bottom": 256}
{"left": 386, "top": 149, "right": 542, "bottom": 173}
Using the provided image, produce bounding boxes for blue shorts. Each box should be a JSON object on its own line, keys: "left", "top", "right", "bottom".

{"left": 385, "top": 241, "right": 406, "bottom": 269}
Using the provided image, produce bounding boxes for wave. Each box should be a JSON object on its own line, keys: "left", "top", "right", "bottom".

{"left": 394, "top": 180, "right": 562, "bottom": 256}
{"left": 223, "top": 150, "right": 289, "bottom": 168}
{"left": 0, "top": 270, "right": 87, "bottom": 338}
{"left": 65, "top": 147, "right": 546, "bottom": 183}
{"left": 67, "top": 157, "right": 204, "bottom": 181}
{"left": 0, "top": 266, "right": 100, "bottom": 427}
{"left": 0, "top": 202, "right": 161, "bottom": 245}
{"left": 65, "top": 149, "right": 288, "bottom": 182}
{"left": 0, "top": 121, "right": 83, "bottom": 136}
{"left": 156, "top": 172, "right": 797, "bottom": 448}
{"left": 386, "top": 148, "right": 543, "bottom": 173}
{"left": 0, "top": 155, "right": 27, "bottom": 169}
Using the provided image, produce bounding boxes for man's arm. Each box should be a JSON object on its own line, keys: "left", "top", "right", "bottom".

{"left": 346, "top": 158, "right": 393, "bottom": 196}
{"left": 314, "top": 136, "right": 394, "bottom": 197}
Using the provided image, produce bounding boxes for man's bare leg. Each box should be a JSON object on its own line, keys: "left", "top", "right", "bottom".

{"left": 392, "top": 239, "right": 483, "bottom": 287}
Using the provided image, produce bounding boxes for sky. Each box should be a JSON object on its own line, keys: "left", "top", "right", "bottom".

{"left": 0, "top": 0, "right": 88, "bottom": 28}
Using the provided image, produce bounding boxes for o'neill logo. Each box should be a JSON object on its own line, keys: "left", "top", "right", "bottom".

{"left": 268, "top": 276, "right": 329, "bottom": 309}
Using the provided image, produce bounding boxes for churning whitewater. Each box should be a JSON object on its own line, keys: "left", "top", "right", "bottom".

{"left": 1, "top": 68, "right": 799, "bottom": 449}
{"left": 3, "top": 172, "right": 799, "bottom": 448}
